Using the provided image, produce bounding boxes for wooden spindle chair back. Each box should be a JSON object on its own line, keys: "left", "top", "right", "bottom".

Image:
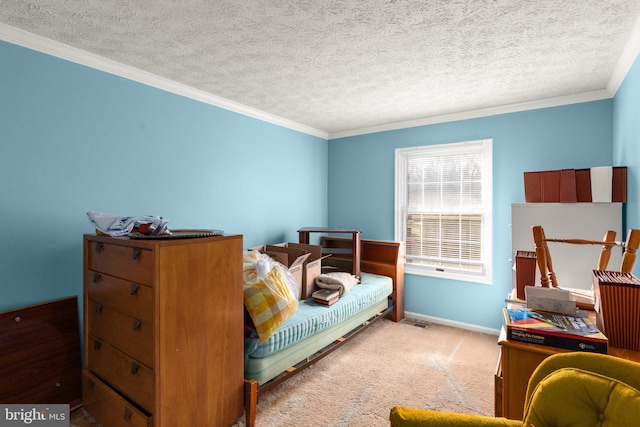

{"left": 531, "top": 226, "right": 640, "bottom": 288}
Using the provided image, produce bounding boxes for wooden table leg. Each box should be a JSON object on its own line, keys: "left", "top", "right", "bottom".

{"left": 621, "top": 229, "right": 640, "bottom": 274}
{"left": 597, "top": 230, "right": 617, "bottom": 271}
{"left": 532, "top": 226, "right": 550, "bottom": 287}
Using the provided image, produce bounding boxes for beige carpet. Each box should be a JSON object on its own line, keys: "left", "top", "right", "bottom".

{"left": 72, "top": 318, "right": 500, "bottom": 427}
{"left": 234, "top": 318, "right": 500, "bottom": 427}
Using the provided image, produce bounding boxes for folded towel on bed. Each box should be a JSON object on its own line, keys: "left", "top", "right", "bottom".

{"left": 315, "top": 272, "right": 359, "bottom": 295}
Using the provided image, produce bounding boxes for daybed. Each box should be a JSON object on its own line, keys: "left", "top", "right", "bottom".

{"left": 243, "top": 237, "right": 404, "bottom": 427}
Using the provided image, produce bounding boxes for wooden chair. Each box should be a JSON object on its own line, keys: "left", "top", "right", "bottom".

{"left": 621, "top": 229, "right": 640, "bottom": 273}
{"left": 532, "top": 226, "right": 640, "bottom": 288}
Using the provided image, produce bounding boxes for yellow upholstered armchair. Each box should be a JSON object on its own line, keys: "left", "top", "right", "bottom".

{"left": 390, "top": 352, "right": 640, "bottom": 427}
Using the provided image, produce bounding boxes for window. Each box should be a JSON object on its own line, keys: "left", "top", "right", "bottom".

{"left": 395, "top": 139, "right": 492, "bottom": 283}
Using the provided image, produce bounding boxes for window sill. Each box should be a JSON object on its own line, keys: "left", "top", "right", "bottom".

{"left": 405, "top": 264, "right": 492, "bottom": 285}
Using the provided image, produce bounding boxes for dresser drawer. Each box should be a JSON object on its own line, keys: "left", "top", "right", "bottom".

{"left": 83, "top": 370, "right": 151, "bottom": 427}
{"left": 87, "top": 337, "right": 154, "bottom": 413}
{"left": 87, "top": 270, "right": 154, "bottom": 323}
{"left": 88, "top": 300, "right": 154, "bottom": 368}
{"left": 88, "top": 241, "right": 154, "bottom": 285}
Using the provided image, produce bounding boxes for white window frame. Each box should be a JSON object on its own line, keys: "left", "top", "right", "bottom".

{"left": 395, "top": 139, "right": 493, "bottom": 284}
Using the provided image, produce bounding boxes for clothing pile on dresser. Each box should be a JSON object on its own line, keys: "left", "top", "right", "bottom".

{"left": 86, "top": 211, "right": 168, "bottom": 236}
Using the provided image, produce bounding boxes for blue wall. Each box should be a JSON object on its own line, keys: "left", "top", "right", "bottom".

{"left": 328, "top": 101, "right": 615, "bottom": 330}
{"left": 2, "top": 39, "right": 637, "bottom": 332}
{"left": 0, "top": 41, "right": 328, "bottom": 312}
{"left": 613, "top": 55, "right": 640, "bottom": 252}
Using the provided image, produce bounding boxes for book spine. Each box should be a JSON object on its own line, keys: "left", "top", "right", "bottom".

{"left": 506, "top": 327, "right": 607, "bottom": 353}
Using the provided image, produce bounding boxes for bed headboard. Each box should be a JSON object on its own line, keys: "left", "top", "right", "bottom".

{"left": 320, "top": 236, "right": 404, "bottom": 322}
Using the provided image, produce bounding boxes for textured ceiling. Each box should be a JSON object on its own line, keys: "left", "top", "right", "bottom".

{"left": 2, "top": 0, "right": 640, "bottom": 136}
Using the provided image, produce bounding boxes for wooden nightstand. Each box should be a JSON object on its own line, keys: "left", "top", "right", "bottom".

{"left": 298, "top": 227, "right": 361, "bottom": 279}
{"left": 495, "top": 316, "right": 640, "bottom": 419}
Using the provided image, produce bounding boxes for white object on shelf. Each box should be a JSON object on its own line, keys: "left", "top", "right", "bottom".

{"left": 590, "top": 166, "right": 613, "bottom": 202}
{"left": 525, "top": 286, "right": 576, "bottom": 315}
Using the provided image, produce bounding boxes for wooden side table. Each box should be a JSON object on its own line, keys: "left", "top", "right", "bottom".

{"left": 495, "top": 320, "right": 640, "bottom": 420}
{"left": 298, "top": 227, "right": 361, "bottom": 279}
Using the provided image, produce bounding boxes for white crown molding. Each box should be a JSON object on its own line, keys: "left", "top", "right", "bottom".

{"left": 0, "top": 23, "right": 329, "bottom": 140}
{"left": 330, "top": 90, "right": 613, "bottom": 140}
{"left": 608, "top": 13, "right": 640, "bottom": 96}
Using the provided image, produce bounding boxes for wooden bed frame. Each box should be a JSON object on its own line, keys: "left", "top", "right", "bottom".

{"left": 244, "top": 237, "right": 404, "bottom": 427}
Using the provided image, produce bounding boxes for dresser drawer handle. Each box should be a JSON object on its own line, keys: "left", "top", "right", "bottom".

{"left": 93, "top": 273, "right": 102, "bottom": 283}
{"left": 95, "top": 242, "right": 104, "bottom": 253}
{"left": 130, "top": 284, "right": 140, "bottom": 296}
{"left": 94, "top": 340, "right": 102, "bottom": 351}
{"left": 130, "top": 362, "right": 140, "bottom": 375}
{"left": 95, "top": 303, "right": 104, "bottom": 313}
{"left": 124, "top": 407, "right": 133, "bottom": 421}
{"left": 132, "top": 248, "right": 142, "bottom": 260}
{"left": 87, "top": 378, "right": 95, "bottom": 389}
{"left": 133, "top": 319, "right": 142, "bottom": 331}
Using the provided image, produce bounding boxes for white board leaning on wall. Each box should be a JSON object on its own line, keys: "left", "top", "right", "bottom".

{"left": 511, "top": 203, "right": 623, "bottom": 291}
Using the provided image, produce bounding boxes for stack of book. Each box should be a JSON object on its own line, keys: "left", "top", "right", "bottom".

{"left": 312, "top": 289, "right": 340, "bottom": 306}
{"left": 503, "top": 307, "right": 607, "bottom": 353}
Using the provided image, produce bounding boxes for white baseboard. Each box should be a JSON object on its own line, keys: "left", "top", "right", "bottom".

{"left": 404, "top": 311, "right": 500, "bottom": 336}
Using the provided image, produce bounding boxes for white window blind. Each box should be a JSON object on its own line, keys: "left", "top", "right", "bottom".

{"left": 395, "top": 139, "right": 492, "bottom": 283}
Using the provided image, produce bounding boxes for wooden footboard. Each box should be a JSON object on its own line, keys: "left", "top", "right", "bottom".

{"left": 244, "top": 237, "right": 404, "bottom": 426}
{"left": 244, "top": 379, "right": 259, "bottom": 427}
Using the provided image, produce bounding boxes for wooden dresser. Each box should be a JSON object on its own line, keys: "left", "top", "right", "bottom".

{"left": 82, "top": 233, "right": 244, "bottom": 427}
